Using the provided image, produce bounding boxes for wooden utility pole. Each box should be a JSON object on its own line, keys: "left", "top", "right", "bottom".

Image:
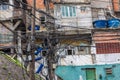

{"left": 44, "top": 0, "right": 55, "bottom": 79}
{"left": 48, "top": 53, "right": 55, "bottom": 80}
{"left": 29, "top": 0, "right": 36, "bottom": 80}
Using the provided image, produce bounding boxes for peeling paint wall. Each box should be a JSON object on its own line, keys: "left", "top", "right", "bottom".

{"left": 55, "top": 63, "right": 120, "bottom": 80}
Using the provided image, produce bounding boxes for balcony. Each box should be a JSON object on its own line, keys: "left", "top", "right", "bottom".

{"left": 0, "top": 9, "right": 22, "bottom": 20}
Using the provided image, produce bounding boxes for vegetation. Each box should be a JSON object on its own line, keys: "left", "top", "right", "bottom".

{"left": 0, "top": 51, "right": 43, "bottom": 80}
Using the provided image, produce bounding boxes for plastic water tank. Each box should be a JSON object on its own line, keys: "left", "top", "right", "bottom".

{"left": 108, "top": 19, "right": 120, "bottom": 28}
{"left": 93, "top": 20, "right": 107, "bottom": 28}
{"left": 28, "top": 25, "right": 40, "bottom": 31}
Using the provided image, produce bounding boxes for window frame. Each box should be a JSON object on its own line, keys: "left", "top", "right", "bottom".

{"left": 61, "top": 5, "right": 76, "bottom": 18}
{"left": 0, "top": 0, "right": 9, "bottom": 10}
{"left": 105, "top": 68, "right": 113, "bottom": 76}
{"left": 66, "top": 49, "right": 75, "bottom": 55}
{"left": 77, "top": 43, "right": 91, "bottom": 55}
{"left": 0, "top": 4, "right": 9, "bottom": 10}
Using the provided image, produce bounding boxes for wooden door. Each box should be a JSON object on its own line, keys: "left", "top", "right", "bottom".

{"left": 86, "top": 68, "right": 96, "bottom": 80}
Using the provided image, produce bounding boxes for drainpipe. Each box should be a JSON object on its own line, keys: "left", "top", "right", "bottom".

{"left": 91, "top": 53, "right": 96, "bottom": 64}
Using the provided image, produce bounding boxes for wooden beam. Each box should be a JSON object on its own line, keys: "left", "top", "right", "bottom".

{"left": 12, "top": 20, "right": 21, "bottom": 30}
{"left": 0, "top": 21, "right": 14, "bottom": 33}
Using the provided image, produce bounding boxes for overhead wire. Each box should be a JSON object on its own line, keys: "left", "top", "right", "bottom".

{"left": 20, "top": 0, "right": 120, "bottom": 65}
{"left": 1, "top": 1, "right": 120, "bottom": 67}
{"left": 0, "top": 0, "right": 120, "bottom": 42}
{"left": 0, "top": 0, "right": 116, "bottom": 30}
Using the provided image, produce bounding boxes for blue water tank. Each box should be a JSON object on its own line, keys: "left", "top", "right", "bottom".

{"left": 93, "top": 20, "right": 107, "bottom": 28}
{"left": 28, "top": 25, "right": 40, "bottom": 31}
{"left": 108, "top": 19, "right": 120, "bottom": 28}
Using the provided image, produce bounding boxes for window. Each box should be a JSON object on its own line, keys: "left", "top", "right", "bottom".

{"left": 105, "top": 68, "right": 112, "bottom": 75}
{"left": 77, "top": 43, "right": 90, "bottom": 55}
{"left": 61, "top": 6, "right": 76, "bottom": 17}
{"left": 66, "top": 49, "right": 75, "bottom": 55}
{"left": 81, "top": 6, "right": 87, "bottom": 12}
{"left": 0, "top": 4, "right": 9, "bottom": 10}
{"left": 0, "top": 0, "right": 9, "bottom": 10}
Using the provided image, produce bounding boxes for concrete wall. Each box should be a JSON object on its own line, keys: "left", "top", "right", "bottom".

{"left": 55, "top": 63, "right": 120, "bottom": 80}
{"left": 0, "top": 22, "right": 13, "bottom": 47}
{"left": 59, "top": 55, "right": 93, "bottom": 66}
{"left": 58, "top": 49, "right": 120, "bottom": 66}
{"left": 57, "top": 40, "right": 93, "bottom": 66}
{"left": 54, "top": 4, "right": 92, "bottom": 30}
{"left": 96, "top": 53, "right": 120, "bottom": 64}
{"left": 57, "top": 38, "right": 120, "bottom": 66}
{"left": 91, "top": 0, "right": 113, "bottom": 9}
{"left": 0, "top": 0, "right": 13, "bottom": 20}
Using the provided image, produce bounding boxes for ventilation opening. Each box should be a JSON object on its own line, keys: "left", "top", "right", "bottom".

{"left": 105, "top": 68, "right": 112, "bottom": 75}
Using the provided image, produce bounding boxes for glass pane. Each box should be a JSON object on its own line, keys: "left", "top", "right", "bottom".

{"left": 73, "top": 7, "right": 76, "bottom": 16}
{"left": 0, "top": 4, "right": 8, "bottom": 10}
{"left": 61, "top": 6, "right": 65, "bottom": 17}
{"left": 69, "top": 6, "right": 73, "bottom": 16}
{"left": 65, "top": 6, "right": 68, "bottom": 17}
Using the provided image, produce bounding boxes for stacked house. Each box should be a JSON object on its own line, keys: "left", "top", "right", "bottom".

{"left": 54, "top": 0, "right": 120, "bottom": 80}
{"left": 1, "top": 0, "right": 120, "bottom": 80}
{"left": 0, "top": 0, "right": 26, "bottom": 52}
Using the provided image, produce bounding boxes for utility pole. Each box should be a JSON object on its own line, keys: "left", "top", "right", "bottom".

{"left": 44, "top": 0, "right": 55, "bottom": 80}
{"left": 29, "top": 0, "right": 36, "bottom": 80}
{"left": 47, "top": 36, "right": 54, "bottom": 80}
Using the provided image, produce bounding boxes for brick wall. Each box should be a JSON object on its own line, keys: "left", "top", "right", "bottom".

{"left": 113, "top": 0, "right": 119, "bottom": 11}
{"left": 26, "top": 0, "right": 54, "bottom": 9}
{"left": 96, "top": 42, "right": 120, "bottom": 54}
{"left": 93, "top": 31, "right": 120, "bottom": 54}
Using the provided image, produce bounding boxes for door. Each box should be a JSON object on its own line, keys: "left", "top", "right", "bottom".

{"left": 86, "top": 68, "right": 96, "bottom": 80}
